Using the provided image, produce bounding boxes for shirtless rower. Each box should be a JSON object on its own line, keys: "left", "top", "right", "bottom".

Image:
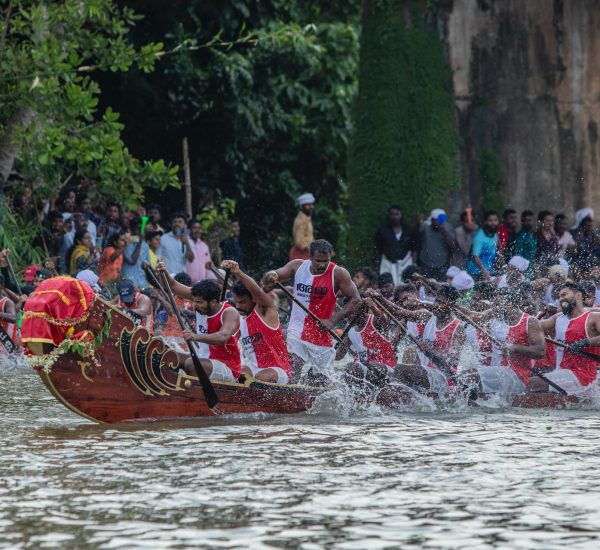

{"left": 222, "top": 260, "right": 292, "bottom": 384}
{"left": 457, "top": 285, "right": 546, "bottom": 395}
{"left": 369, "top": 284, "right": 466, "bottom": 393}
{"left": 157, "top": 261, "right": 241, "bottom": 382}
{"left": 262, "top": 239, "right": 360, "bottom": 384}
{"left": 537, "top": 281, "right": 600, "bottom": 394}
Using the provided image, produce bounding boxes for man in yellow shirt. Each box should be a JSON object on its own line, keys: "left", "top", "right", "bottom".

{"left": 289, "top": 192, "right": 315, "bottom": 260}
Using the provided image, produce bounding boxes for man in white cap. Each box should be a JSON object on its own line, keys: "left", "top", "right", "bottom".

{"left": 419, "top": 208, "right": 456, "bottom": 280}
{"left": 496, "top": 256, "right": 529, "bottom": 288}
{"left": 289, "top": 192, "right": 315, "bottom": 261}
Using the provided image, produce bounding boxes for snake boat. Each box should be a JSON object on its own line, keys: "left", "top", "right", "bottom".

{"left": 21, "top": 277, "right": 584, "bottom": 424}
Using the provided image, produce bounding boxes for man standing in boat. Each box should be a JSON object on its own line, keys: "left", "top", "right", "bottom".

{"left": 538, "top": 282, "right": 600, "bottom": 394}
{"left": 221, "top": 260, "right": 292, "bottom": 384}
{"left": 157, "top": 261, "right": 241, "bottom": 382}
{"left": 263, "top": 239, "right": 360, "bottom": 384}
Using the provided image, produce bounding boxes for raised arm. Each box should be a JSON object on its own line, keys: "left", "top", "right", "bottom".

{"left": 222, "top": 260, "right": 274, "bottom": 308}
{"left": 261, "top": 259, "right": 303, "bottom": 288}
{"left": 156, "top": 260, "right": 193, "bottom": 300}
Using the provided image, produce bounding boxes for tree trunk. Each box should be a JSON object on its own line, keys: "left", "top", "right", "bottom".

{"left": 0, "top": 106, "right": 35, "bottom": 183}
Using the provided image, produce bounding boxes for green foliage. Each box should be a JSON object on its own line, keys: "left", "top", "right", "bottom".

{"left": 194, "top": 198, "right": 237, "bottom": 259}
{"left": 0, "top": 0, "right": 179, "bottom": 208}
{"left": 478, "top": 148, "right": 504, "bottom": 214}
{"left": 100, "top": 0, "right": 361, "bottom": 271}
{"left": 0, "top": 200, "right": 44, "bottom": 269}
{"left": 347, "top": 0, "right": 460, "bottom": 268}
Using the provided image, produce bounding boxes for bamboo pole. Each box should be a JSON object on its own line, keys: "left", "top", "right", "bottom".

{"left": 182, "top": 137, "right": 192, "bottom": 218}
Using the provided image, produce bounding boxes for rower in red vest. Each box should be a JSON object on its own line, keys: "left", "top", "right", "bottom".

{"left": 539, "top": 281, "right": 600, "bottom": 394}
{"left": 115, "top": 279, "right": 153, "bottom": 331}
{"left": 158, "top": 262, "right": 241, "bottom": 382}
{"left": 462, "top": 285, "right": 546, "bottom": 394}
{"left": 222, "top": 259, "right": 292, "bottom": 384}
{"left": 262, "top": 239, "right": 360, "bottom": 384}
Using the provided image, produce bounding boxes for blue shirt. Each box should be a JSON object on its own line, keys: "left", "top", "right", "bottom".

{"left": 122, "top": 240, "right": 150, "bottom": 289}
{"left": 466, "top": 229, "right": 498, "bottom": 277}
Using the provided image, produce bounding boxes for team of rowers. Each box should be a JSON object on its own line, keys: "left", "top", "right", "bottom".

{"left": 147, "top": 238, "right": 600, "bottom": 398}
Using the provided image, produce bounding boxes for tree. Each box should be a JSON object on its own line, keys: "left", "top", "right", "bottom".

{"left": 346, "top": 0, "right": 460, "bottom": 269}
{"left": 98, "top": 0, "right": 361, "bottom": 270}
{"left": 0, "top": 0, "right": 179, "bottom": 210}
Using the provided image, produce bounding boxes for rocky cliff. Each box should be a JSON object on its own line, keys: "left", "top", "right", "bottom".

{"left": 440, "top": 0, "right": 600, "bottom": 219}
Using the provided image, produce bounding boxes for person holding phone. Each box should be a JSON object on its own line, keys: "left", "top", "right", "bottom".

{"left": 122, "top": 217, "right": 150, "bottom": 289}
{"left": 419, "top": 209, "right": 457, "bottom": 280}
{"left": 158, "top": 212, "right": 195, "bottom": 275}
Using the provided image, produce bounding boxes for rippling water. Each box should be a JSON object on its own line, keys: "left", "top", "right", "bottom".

{"left": 3, "top": 365, "right": 600, "bottom": 549}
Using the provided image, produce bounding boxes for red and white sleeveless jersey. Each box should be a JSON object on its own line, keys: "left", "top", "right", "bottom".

{"left": 466, "top": 324, "right": 493, "bottom": 366}
{"left": 0, "top": 297, "right": 17, "bottom": 341}
{"left": 555, "top": 311, "right": 600, "bottom": 386}
{"left": 348, "top": 314, "right": 396, "bottom": 368}
{"left": 490, "top": 313, "right": 533, "bottom": 384}
{"left": 120, "top": 292, "right": 153, "bottom": 332}
{"left": 239, "top": 308, "right": 291, "bottom": 374}
{"left": 288, "top": 260, "right": 337, "bottom": 347}
{"left": 195, "top": 302, "right": 241, "bottom": 377}
{"left": 422, "top": 315, "right": 461, "bottom": 370}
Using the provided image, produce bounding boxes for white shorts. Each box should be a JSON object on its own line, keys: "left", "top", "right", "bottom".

{"left": 245, "top": 364, "right": 290, "bottom": 384}
{"left": 287, "top": 332, "right": 335, "bottom": 375}
{"left": 478, "top": 365, "right": 526, "bottom": 395}
{"left": 425, "top": 367, "right": 450, "bottom": 393}
{"left": 544, "top": 368, "right": 583, "bottom": 395}
{"left": 209, "top": 360, "right": 237, "bottom": 382}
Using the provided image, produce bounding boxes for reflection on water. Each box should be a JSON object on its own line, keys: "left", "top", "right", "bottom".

{"left": 3, "top": 368, "right": 600, "bottom": 549}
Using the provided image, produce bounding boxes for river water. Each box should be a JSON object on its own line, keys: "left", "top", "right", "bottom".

{"left": 3, "top": 367, "right": 600, "bottom": 549}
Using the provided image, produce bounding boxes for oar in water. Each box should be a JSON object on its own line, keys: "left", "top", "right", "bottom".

{"left": 546, "top": 337, "right": 600, "bottom": 363}
{"left": 274, "top": 282, "right": 387, "bottom": 384}
{"left": 158, "top": 271, "right": 220, "bottom": 409}
{"left": 413, "top": 275, "right": 567, "bottom": 395}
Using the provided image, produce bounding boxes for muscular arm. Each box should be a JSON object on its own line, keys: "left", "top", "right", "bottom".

{"left": 262, "top": 259, "right": 303, "bottom": 288}
{"left": 584, "top": 312, "right": 600, "bottom": 345}
{"left": 158, "top": 263, "right": 193, "bottom": 301}
{"left": 329, "top": 267, "right": 360, "bottom": 326}
{"left": 506, "top": 317, "right": 545, "bottom": 358}
{"left": 191, "top": 308, "right": 240, "bottom": 346}
{"left": 540, "top": 313, "right": 559, "bottom": 337}
{"left": 129, "top": 294, "right": 152, "bottom": 318}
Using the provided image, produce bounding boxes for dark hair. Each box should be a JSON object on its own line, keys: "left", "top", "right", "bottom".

{"left": 578, "top": 280, "right": 595, "bottom": 299}
{"left": 145, "top": 230, "right": 163, "bottom": 242}
{"left": 355, "top": 266, "right": 377, "bottom": 284}
{"left": 230, "top": 217, "right": 240, "bottom": 224}
{"left": 105, "top": 201, "right": 120, "bottom": 212}
{"left": 483, "top": 210, "right": 498, "bottom": 221}
{"left": 174, "top": 272, "right": 192, "bottom": 286}
{"left": 146, "top": 203, "right": 161, "bottom": 213}
{"left": 401, "top": 265, "right": 419, "bottom": 282}
{"left": 502, "top": 208, "right": 517, "bottom": 219}
{"left": 474, "top": 281, "right": 496, "bottom": 301}
{"left": 555, "top": 213, "right": 567, "bottom": 223}
{"left": 188, "top": 218, "right": 202, "bottom": 229}
{"left": 171, "top": 211, "right": 188, "bottom": 223}
{"left": 378, "top": 272, "right": 394, "bottom": 287}
{"left": 510, "top": 282, "right": 534, "bottom": 303}
{"left": 538, "top": 210, "right": 553, "bottom": 222}
{"left": 459, "top": 210, "right": 475, "bottom": 222}
{"left": 521, "top": 210, "right": 534, "bottom": 219}
{"left": 309, "top": 239, "right": 333, "bottom": 256}
{"left": 129, "top": 216, "right": 142, "bottom": 231}
{"left": 231, "top": 279, "right": 251, "bottom": 298}
{"left": 47, "top": 210, "right": 63, "bottom": 223}
{"left": 388, "top": 204, "right": 401, "bottom": 212}
{"left": 557, "top": 281, "right": 582, "bottom": 295}
{"left": 190, "top": 279, "right": 221, "bottom": 301}
{"left": 394, "top": 283, "right": 417, "bottom": 301}
{"left": 437, "top": 283, "right": 459, "bottom": 303}
{"left": 76, "top": 193, "right": 89, "bottom": 206}
{"left": 106, "top": 231, "right": 125, "bottom": 249}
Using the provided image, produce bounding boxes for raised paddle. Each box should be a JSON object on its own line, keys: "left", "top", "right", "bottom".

{"left": 220, "top": 268, "right": 231, "bottom": 302}
{"left": 158, "top": 271, "right": 220, "bottom": 409}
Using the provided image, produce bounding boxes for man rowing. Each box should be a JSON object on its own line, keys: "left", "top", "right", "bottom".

{"left": 262, "top": 239, "right": 360, "bottom": 384}
{"left": 456, "top": 285, "right": 546, "bottom": 394}
{"left": 367, "top": 284, "right": 466, "bottom": 393}
{"left": 222, "top": 260, "right": 292, "bottom": 384}
{"left": 157, "top": 261, "right": 241, "bottom": 382}
{"left": 537, "top": 282, "right": 600, "bottom": 394}
{"left": 0, "top": 274, "right": 18, "bottom": 354}
{"left": 114, "top": 279, "right": 153, "bottom": 331}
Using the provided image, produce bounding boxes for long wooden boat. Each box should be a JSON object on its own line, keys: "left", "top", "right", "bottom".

{"left": 21, "top": 279, "right": 587, "bottom": 424}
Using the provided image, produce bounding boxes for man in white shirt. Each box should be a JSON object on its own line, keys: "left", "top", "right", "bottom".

{"left": 158, "top": 212, "right": 194, "bottom": 274}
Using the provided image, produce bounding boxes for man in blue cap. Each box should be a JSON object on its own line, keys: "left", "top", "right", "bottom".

{"left": 115, "top": 279, "right": 153, "bottom": 331}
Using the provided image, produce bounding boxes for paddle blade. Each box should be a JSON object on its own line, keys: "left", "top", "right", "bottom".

{"left": 188, "top": 345, "right": 220, "bottom": 408}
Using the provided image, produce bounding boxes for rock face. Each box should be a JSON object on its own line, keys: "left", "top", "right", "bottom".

{"left": 440, "top": 0, "right": 600, "bottom": 220}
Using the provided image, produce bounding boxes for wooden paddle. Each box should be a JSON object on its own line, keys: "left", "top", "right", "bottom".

{"left": 220, "top": 268, "right": 231, "bottom": 302}
{"left": 159, "top": 271, "right": 220, "bottom": 409}
{"left": 6, "top": 255, "right": 22, "bottom": 297}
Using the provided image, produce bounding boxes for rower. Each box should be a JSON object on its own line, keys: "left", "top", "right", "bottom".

{"left": 262, "top": 239, "right": 360, "bottom": 385}
{"left": 157, "top": 261, "right": 241, "bottom": 382}
{"left": 370, "top": 284, "right": 465, "bottom": 393}
{"left": 223, "top": 260, "right": 292, "bottom": 384}
{"left": 537, "top": 281, "right": 600, "bottom": 394}
{"left": 114, "top": 279, "right": 153, "bottom": 331}
{"left": 458, "top": 286, "right": 545, "bottom": 394}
